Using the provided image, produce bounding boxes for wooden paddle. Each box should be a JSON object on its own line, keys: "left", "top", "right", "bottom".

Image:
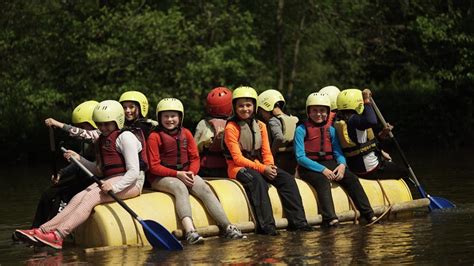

{"left": 49, "top": 127, "right": 58, "bottom": 180}
{"left": 370, "top": 97, "right": 455, "bottom": 210}
{"left": 60, "top": 147, "right": 183, "bottom": 250}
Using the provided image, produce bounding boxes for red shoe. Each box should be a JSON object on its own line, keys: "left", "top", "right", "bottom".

{"left": 34, "top": 231, "right": 63, "bottom": 250}
{"left": 15, "top": 229, "right": 41, "bottom": 244}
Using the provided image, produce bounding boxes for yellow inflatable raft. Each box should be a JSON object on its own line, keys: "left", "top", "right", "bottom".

{"left": 75, "top": 178, "right": 429, "bottom": 248}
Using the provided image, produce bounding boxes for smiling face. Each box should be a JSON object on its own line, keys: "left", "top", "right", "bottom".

{"left": 121, "top": 101, "right": 140, "bottom": 121}
{"left": 308, "top": 105, "right": 329, "bottom": 124}
{"left": 96, "top": 121, "right": 118, "bottom": 136}
{"left": 234, "top": 98, "right": 255, "bottom": 120}
{"left": 160, "top": 111, "right": 180, "bottom": 131}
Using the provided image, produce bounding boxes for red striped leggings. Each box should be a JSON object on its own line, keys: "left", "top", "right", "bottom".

{"left": 40, "top": 176, "right": 140, "bottom": 237}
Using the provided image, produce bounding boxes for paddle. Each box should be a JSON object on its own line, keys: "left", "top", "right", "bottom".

{"left": 49, "top": 127, "right": 58, "bottom": 180}
{"left": 370, "top": 97, "right": 455, "bottom": 210}
{"left": 60, "top": 147, "right": 183, "bottom": 250}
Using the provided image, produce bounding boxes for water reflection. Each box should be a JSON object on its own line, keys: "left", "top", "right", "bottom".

{"left": 1, "top": 149, "right": 474, "bottom": 264}
{"left": 6, "top": 207, "right": 474, "bottom": 265}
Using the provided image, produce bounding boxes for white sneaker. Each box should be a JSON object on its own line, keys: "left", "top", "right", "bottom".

{"left": 224, "top": 225, "right": 246, "bottom": 239}
{"left": 185, "top": 231, "right": 204, "bottom": 245}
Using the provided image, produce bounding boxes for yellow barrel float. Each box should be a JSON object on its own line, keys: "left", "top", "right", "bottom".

{"left": 75, "top": 178, "right": 425, "bottom": 248}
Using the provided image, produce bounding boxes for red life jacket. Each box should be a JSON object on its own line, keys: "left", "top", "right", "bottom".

{"left": 303, "top": 120, "right": 334, "bottom": 161}
{"left": 132, "top": 128, "right": 149, "bottom": 172}
{"left": 99, "top": 129, "right": 148, "bottom": 178}
{"left": 157, "top": 129, "right": 190, "bottom": 171}
{"left": 201, "top": 118, "right": 227, "bottom": 169}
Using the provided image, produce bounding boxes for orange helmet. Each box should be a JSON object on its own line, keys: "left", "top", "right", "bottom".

{"left": 206, "top": 87, "right": 233, "bottom": 118}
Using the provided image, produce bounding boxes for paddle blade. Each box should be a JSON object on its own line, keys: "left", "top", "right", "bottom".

{"left": 140, "top": 220, "right": 183, "bottom": 250}
{"left": 428, "top": 195, "right": 456, "bottom": 210}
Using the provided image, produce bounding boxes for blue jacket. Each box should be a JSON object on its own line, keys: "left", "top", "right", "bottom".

{"left": 294, "top": 122, "right": 346, "bottom": 173}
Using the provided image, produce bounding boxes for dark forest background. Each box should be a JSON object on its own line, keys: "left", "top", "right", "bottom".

{"left": 1, "top": 0, "right": 473, "bottom": 164}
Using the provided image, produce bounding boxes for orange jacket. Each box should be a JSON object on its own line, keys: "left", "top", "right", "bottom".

{"left": 224, "top": 120, "right": 274, "bottom": 179}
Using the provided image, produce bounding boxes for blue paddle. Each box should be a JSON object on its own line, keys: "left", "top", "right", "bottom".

{"left": 60, "top": 147, "right": 183, "bottom": 250}
{"left": 370, "top": 98, "right": 455, "bottom": 210}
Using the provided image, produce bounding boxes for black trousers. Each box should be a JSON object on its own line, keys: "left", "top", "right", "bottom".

{"left": 274, "top": 151, "right": 297, "bottom": 175}
{"left": 31, "top": 173, "right": 93, "bottom": 228}
{"left": 299, "top": 160, "right": 374, "bottom": 224}
{"left": 361, "top": 159, "right": 408, "bottom": 180}
{"left": 236, "top": 167, "right": 308, "bottom": 234}
{"left": 198, "top": 167, "right": 228, "bottom": 178}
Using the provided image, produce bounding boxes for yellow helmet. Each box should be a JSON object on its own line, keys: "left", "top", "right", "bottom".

{"left": 232, "top": 86, "right": 258, "bottom": 113}
{"left": 93, "top": 100, "right": 125, "bottom": 129}
{"left": 119, "top": 91, "right": 149, "bottom": 117}
{"left": 337, "top": 89, "right": 364, "bottom": 114}
{"left": 257, "top": 89, "right": 285, "bottom": 112}
{"left": 156, "top": 98, "right": 184, "bottom": 124}
{"left": 306, "top": 92, "right": 331, "bottom": 114}
{"left": 319, "top": 85, "right": 340, "bottom": 110}
{"left": 71, "top": 100, "right": 99, "bottom": 128}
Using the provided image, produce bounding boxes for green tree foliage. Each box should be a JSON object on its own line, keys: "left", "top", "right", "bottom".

{"left": 0, "top": 0, "right": 472, "bottom": 162}
{"left": 0, "top": 1, "right": 263, "bottom": 161}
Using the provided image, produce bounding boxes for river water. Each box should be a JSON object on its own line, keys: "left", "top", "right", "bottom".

{"left": 1, "top": 149, "right": 473, "bottom": 264}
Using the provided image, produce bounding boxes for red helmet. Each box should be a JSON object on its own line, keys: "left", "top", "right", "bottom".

{"left": 206, "top": 87, "right": 233, "bottom": 117}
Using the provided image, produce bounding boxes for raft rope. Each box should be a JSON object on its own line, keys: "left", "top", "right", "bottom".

{"left": 344, "top": 180, "right": 393, "bottom": 226}
{"left": 365, "top": 180, "right": 394, "bottom": 227}
{"left": 347, "top": 195, "right": 360, "bottom": 225}
{"left": 129, "top": 212, "right": 146, "bottom": 246}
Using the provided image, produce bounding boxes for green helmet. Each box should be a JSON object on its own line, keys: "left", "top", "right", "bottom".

{"left": 232, "top": 86, "right": 258, "bottom": 114}
{"left": 337, "top": 89, "right": 364, "bottom": 114}
{"left": 306, "top": 92, "right": 331, "bottom": 116}
{"left": 72, "top": 100, "right": 99, "bottom": 128}
{"left": 257, "top": 89, "right": 285, "bottom": 112}
{"left": 93, "top": 100, "right": 125, "bottom": 129}
{"left": 156, "top": 98, "right": 184, "bottom": 125}
{"left": 319, "top": 85, "right": 340, "bottom": 110}
{"left": 119, "top": 91, "right": 149, "bottom": 117}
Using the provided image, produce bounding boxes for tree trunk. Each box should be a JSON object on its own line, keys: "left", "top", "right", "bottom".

{"left": 287, "top": 14, "right": 305, "bottom": 102}
{"left": 276, "top": 0, "right": 284, "bottom": 91}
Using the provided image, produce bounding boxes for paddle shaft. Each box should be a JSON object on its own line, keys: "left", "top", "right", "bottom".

{"left": 49, "top": 127, "right": 58, "bottom": 178}
{"left": 60, "top": 147, "right": 141, "bottom": 221}
{"left": 59, "top": 147, "right": 183, "bottom": 250}
{"left": 370, "top": 98, "right": 427, "bottom": 197}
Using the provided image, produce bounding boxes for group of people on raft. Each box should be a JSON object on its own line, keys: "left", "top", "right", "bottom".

{"left": 13, "top": 85, "right": 408, "bottom": 250}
